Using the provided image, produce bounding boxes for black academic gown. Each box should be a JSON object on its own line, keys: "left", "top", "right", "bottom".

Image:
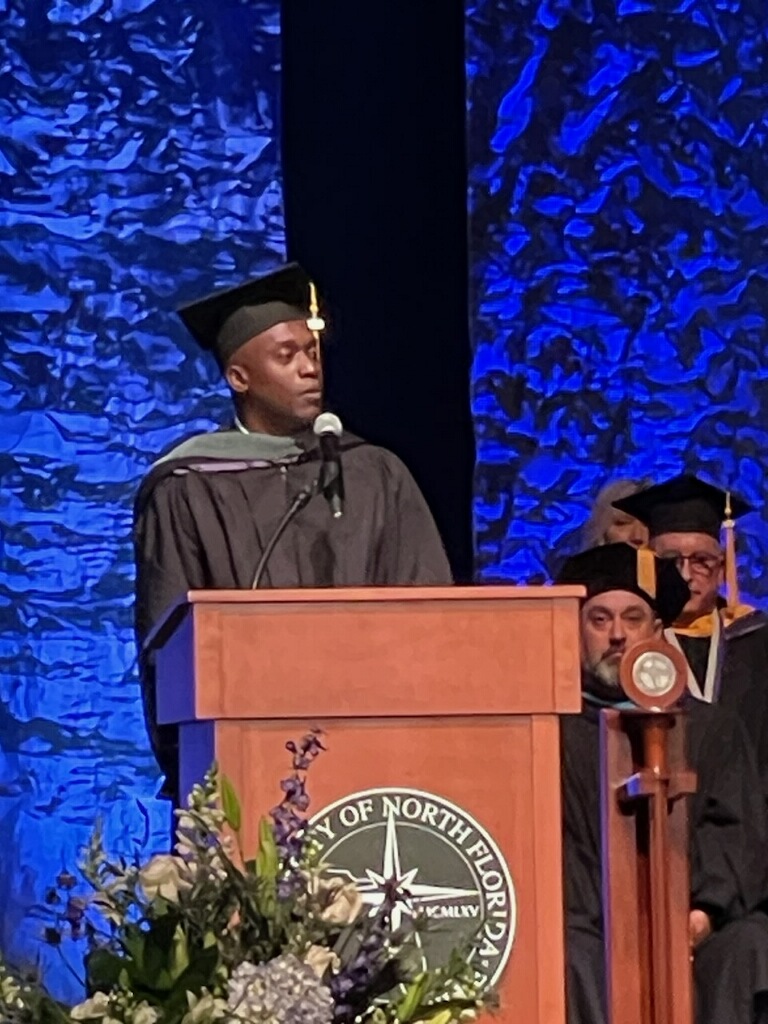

{"left": 134, "top": 428, "right": 452, "bottom": 795}
{"left": 562, "top": 691, "right": 768, "bottom": 1024}
{"left": 678, "top": 612, "right": 768, "bottom": 801}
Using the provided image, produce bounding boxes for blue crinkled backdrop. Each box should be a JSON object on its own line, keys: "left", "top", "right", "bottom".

{"left": 0, "top": 0, "right": 283, "bottom": 999}
{"left": 466, "top": 0, "right": 768, "bottom": 594}
{"left": 5, "top": 0, "right": 768, "bottom": 1001}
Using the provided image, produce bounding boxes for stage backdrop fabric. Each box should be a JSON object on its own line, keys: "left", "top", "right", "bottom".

{"left": 0, "top": 0, "right": 283, "bottom": 998}
{"left": 466, "top": 0, "right": 768, "bottom": 593}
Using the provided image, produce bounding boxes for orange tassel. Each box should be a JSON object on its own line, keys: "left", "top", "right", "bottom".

{"left": 636, "top": 547, "right": 657, "bottom": 599}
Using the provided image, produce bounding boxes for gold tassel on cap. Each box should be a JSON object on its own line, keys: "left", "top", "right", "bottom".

{"left": 723, "top": 490, "right": 740, "bottom": 614}
{"left": 306, "top": 280, "right": 325, "bottom": 337}
{"left": 636, "top": 547, "right": 657, "bottom": 599}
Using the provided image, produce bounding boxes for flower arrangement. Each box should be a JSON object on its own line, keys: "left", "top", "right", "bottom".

{"left": 0, "top": 732, "right": 487, "bottom": 1024}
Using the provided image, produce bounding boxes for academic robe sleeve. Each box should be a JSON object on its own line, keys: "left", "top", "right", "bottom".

{"left": 560, "top": 719, "right": 604, "bottom": 935}
{"left": 133, "top": 471, "right": 206, "bottom": 794}
{"left": 560, "top": 718, "right": 608, "bottom": 1024}
{"left": 689, "top": 708, "right": 768, "bottom": 928}
{"left": 729, "top": 624, "right": 768, "bottom": 808}
{"left": 375, "top": 452, "right": 453, "bottom": 585}
{"left": 134, "top": 472, "right": 207, "bottom": 647}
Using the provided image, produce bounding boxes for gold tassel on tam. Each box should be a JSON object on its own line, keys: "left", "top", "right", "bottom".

{"left": 306, "top": 280, "right": 325, "bottom": 338}
{"left": 723, "top": 491, "right": 739, "bottom": 612}
{"left": 721, "top": 490, "right": 755, "bottom": 625}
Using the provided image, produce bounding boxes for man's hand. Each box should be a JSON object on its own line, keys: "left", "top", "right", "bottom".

{"left": 689, "top": 909, "right": 713, "bottom": 950}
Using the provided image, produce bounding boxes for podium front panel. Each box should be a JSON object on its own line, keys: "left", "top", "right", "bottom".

{"left": 179, "top": 714, "right": 567, "bottom": 1024}
{"left": 157, "top": 588, "right": 580, "bottom": 1024}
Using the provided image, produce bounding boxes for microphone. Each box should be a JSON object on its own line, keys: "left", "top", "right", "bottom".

{"left": 251, "top": 481, "right": 317, "bottom": 589}
{"left": 313, "top": 412, "right": 345, "bottom": 518}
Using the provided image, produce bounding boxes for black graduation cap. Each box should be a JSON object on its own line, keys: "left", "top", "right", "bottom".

{"left": 611, "top": 473, "right": 752, "bottom": 541}
{"left": 177, "top": 262, "right": 324, "bottom": 367}
{"left": 556, "top": 542, "right": 690, "bottom": 626}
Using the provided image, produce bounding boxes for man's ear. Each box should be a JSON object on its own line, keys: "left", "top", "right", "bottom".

{"left": 225, "top": 361, "right": 248, "bottom": 394}
{"left": 652, "top": 617, "right": 664, "bottom": 638}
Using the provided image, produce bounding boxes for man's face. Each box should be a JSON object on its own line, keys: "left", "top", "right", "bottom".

{"left": 650, "top": 532, "right": 723, "bottom": 620}
{"left": 604, "top": 511, "right": 649, "bottom": 550}
{"left": 225, "top": 320, "right": 323, "bottom": 432}
{"left": 581, "top": 590, "right": 661, "bottom": 689}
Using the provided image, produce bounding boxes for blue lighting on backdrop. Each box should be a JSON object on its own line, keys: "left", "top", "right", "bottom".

{"left": 466, "top": 0, "right": 768, "bottom": 593}
{"left": 0, "top": 0, "right": 283, "bottom": 999}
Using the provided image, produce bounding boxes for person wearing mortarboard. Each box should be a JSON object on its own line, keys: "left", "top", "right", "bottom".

{"left": 556, "top": 543, "right": 768, "bottom": 1024}
{"left": 133, "top": 263, "right": 452, "bottom": 799}
{"left": 612, "top": 474, "right": 768, "bottom": 793}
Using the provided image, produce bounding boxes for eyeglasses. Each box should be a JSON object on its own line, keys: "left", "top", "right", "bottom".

{"left": 657, "top": 552, "right": 723, "bottom": 578}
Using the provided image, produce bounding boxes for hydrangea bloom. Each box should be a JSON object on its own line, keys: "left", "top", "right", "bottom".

{"left": 227, "top": 954, "right": 334, "bottom": 1024}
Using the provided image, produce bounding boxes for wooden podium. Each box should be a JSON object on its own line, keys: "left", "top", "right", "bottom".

{"left": 148, "top": 586, "right": 583, "bottom": 1024}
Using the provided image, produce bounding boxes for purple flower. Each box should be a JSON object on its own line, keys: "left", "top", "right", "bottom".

{"left": 280, "top": 775, "right": 310, "bottom": 812}
{"left": 271, "top": 731, "right": 325, "bottom": 871}
{"left": 278, "top": 876, "right": 298, "bottom": 900}
{"left": 64, "top": 897, "right": 86, "bottom": 937}
{"left": 286, "top": 730, "right": 325, "bottom": 771}
{"left": 328, "top": 898, "right": 402, "bottom": 1023}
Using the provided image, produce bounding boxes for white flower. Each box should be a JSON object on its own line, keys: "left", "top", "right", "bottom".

{"left": 181, "top": 989, "right": 227, "bottom": 1024}
{"left": 303, "top": 945, "right": 341, "bottom": 979}
{"left": 0, "top": 971, "right": 26, "bottom": 1011}
{"left": 71, "top": 991, "right": 113, "bottom": 1020}
{"left": 138, "top": 854, "right": 193, "bottom": 903}
{"left": 131, "top": 1003, "right": 161, "bottom": 1024}
{"left": 318, "top": 878, "right": 363, "bottom": 926}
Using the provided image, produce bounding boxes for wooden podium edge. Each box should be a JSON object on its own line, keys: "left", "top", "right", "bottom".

{"left": 144, "top": 585, "right": 586, "bottom": 655}
{"left": 530, "top": 715, "right": 567, "bottom": 1024}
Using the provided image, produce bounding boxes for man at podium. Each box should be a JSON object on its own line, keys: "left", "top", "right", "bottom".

{"left": 133, "top": 263, "right": 451, "bottom": 796}
{"left": 557, "top": 543, "right": 768, "bottom": 1024}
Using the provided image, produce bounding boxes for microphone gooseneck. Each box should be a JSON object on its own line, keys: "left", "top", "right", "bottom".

{"left": 251, "top": 481, "right": 317, "bottom": 589}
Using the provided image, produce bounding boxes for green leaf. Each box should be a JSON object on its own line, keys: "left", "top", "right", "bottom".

{"left": 396, "top": 972, "right": 430, "bottom": 1023}
{"left": 151, "top": 897, "right": 170, "bottom": 918}
{"left": 160, "top": 944, "right": 221, "bottom": 1016}
{"left": 417, "top": 1010, "right": 454, "bottom": 1024}
{"left": 168, "top": 925, "right": 190, "bottom": 981}
{"left": 255, "top": 817, "right": 279, "bottom": 881}
{"left": 39, "top": 999, "right": 74, "bottom": 1024}
{"left": 116, "top": 914, "right": 188, "bottom": 993}
{"left": 86, "top": 948, "right": 125, "bottom": 992}
{"left": 121, "top": 927, "right": 147, "bottom": 974}
{"left": 220, "top": 775, "right": 242, "bottom": 832}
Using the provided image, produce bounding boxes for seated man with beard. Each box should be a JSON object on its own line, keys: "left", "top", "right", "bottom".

{"left": 556, "top": 543, "right": 768, "bottom": 1024}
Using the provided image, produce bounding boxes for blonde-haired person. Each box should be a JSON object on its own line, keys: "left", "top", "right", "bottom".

{"left": 582, "top": 478, "right": 651, "bottom": 550}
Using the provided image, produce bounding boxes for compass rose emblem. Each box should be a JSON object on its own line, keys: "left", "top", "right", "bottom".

{"left": 308, "top": 787, "right": 516, "bottom": 990}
